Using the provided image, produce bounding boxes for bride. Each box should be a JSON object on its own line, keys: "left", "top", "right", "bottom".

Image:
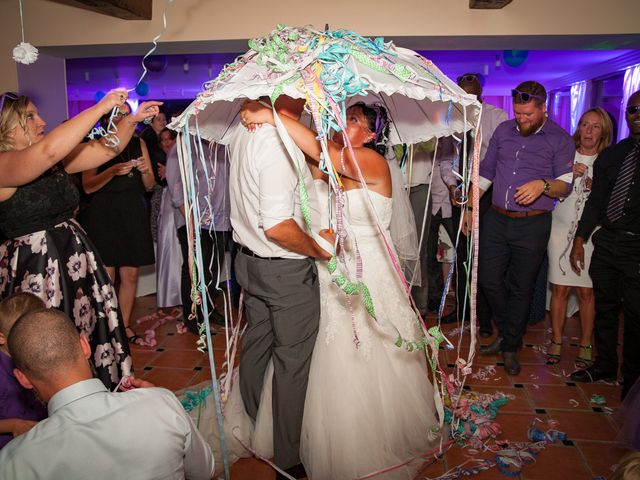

{"left": 239, "top": 100, "right": 440, "bottom": 479}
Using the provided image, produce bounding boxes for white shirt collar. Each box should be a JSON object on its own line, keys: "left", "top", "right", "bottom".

{"left": 47, "top": 378, "right": 107, "bottom": 415}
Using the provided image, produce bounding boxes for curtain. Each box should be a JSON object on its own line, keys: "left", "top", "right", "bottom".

{"left": 570, "top": 81, "right": 587, "bottom": 134}
{"left": 618, "top": 64, "right": 640, "bottom": 140}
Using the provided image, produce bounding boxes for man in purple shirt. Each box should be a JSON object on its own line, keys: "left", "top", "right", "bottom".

{"left": 464, "top": 81, "right": 575, "bottom": 375}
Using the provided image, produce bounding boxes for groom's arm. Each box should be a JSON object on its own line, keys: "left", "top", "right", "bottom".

{"left": 265, "top": 220, "right": 332, "bottom": 260}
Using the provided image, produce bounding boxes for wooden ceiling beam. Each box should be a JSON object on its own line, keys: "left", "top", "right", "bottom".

{"left": 469, "top": 0, "right": 513, "bottom": 9}
{"left": 47, "top": 0, "right": 152, "bottom": 20}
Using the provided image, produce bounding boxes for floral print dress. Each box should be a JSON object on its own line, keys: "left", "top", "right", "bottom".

{"left": 0, "top": 164, "right": 132, "bottom": 390}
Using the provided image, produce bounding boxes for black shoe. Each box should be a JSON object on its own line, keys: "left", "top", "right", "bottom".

{"left": 440, "top": 311, "right": 457, "bottom": 324}
{"left": 503, "top": 351, "right": 521, "bottom": 375}
{"left": 479, "top": 336, "right": 502, "bottom": 355}
{"left": 276, "top": 463, "right": 307, "bottom": 480}
{"left": 570, "top": 365, "right": 616, "bottom": 383}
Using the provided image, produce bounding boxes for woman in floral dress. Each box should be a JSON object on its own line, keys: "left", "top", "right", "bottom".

{"left": 0, "top": 90, "right": 161, "bottom": 389}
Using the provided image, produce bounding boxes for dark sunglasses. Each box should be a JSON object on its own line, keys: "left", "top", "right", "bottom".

{"left": 626, "top": 105, "right": 640, "bottom": 115}
{"left": 511, "top": 89, "right": 544, "bottom": 102}
{"left": 457, "top": 74, "right": 479, "bottom": 84}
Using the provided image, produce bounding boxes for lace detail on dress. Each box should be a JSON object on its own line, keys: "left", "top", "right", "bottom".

{"left": 0, "top": 164, "right": 79, "bottom": 238}
{"left": 314, "top": 182, "right": 418, "bottom": 360}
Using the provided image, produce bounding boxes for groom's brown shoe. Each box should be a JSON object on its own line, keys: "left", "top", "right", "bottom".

{"left": 276, "top": 463, "right": 308, "bottom": 480}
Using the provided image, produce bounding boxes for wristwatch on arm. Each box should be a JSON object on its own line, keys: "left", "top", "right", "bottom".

{"left": 541, "top": 179, "right": 551, "bottom": 194}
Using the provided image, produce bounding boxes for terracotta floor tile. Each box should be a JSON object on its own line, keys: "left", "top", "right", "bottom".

{"left": 520, "top": 445, "right": 592, "bottom": 480}
{"left": 494, "top": 413, "right": 546, "bottom": 443}
{"left": 515, "top": 364, "right": 568, "bottom": 385}
{"left": 576, "top": 440, "right": 631, "bottom": 477}
{"left": 446, "top": 348, "right": 497, "bottom": 366}
{"left": 470, "top": 386, "right": 533, "bottom": 413}
{"left": 159, "top": 331, "right": 203, "bottom": 350}
{"left": 466, "top": 367, "right": 514, "bottom": 387}
{"left": 416, "top": 457, "right": 445, "bottom": 478}
{"left": 129, "top": 349, "right": 161, "bottom": 369}
{"left": 191, "top": 368, "right": 214, "bottom": 384}
{"left": 142, "top": 367, "right": 197, "bottom": 391}
{"left": 516, "top": 346, "right": 547, "bottom": 365}
{"left": 199, "top": 349, "right": 231, "bottom": 370}
{"left": 150, "top": 349, "right": 207, "bottom": 369}
{"left": 545, "top": 409, "right": 618, "bottom": 442}
{"left": 577, "top": 382, "right": 623, "bottom": 408}
{"left": 444, "top": 446, "right": 501, "bottom": 480}
{"left": 525, "top": 384, "right": 590, "bottom": 410}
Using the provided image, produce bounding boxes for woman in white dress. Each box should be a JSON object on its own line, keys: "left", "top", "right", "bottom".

{"left": 240, "top": 100, "right": 439, "bottom": 479}
{"left": 546, "top": 108, "right": 613, "bottom": 366}
{"left": 154, "top": 128, "right": 183, "bottom": 312}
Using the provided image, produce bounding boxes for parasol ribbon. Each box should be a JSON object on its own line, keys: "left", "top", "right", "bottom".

{"left": 177, "top": 127, "right": 231, "bottom": 480}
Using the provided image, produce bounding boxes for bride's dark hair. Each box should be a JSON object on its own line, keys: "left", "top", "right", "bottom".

{"left": 350, "top": 102, "right": 390, "bottom": 156}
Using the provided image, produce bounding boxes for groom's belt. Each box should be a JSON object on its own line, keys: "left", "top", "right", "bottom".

{"left": 238, "top": 245, "right": 287, "bottom": 260}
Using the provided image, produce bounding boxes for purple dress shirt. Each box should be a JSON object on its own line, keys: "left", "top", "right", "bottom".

{"left": 0, "top": 351, "right": 47, "bottom": 449}
{"left": 479, "top": 118, "right": 575, "bottom": 212}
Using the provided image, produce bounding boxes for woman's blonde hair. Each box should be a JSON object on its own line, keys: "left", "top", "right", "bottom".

{"left": 573, "top": 107, "right": 613, "bottom": 154}
{"left": 0, "top": 93, "right": 31, "bottom": 152}
{"left": 610, "top": 452, "right": 640, "bottom": 480}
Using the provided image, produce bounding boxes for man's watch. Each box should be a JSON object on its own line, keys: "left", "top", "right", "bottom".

{"left": 541, "top": 179, "right": 551, "bottom": 194}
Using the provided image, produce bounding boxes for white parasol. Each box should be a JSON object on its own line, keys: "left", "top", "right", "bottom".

{"left": 169, "top": 25, "right": 481, "bottom": 144}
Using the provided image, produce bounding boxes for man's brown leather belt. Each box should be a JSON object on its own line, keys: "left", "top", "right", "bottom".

{"left": 491, "top": 205, "right": 549, "bottom": 218}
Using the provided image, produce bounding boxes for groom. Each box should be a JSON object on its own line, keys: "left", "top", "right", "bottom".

{"left": 229, "top": 95, "right": 331, "bottom": 478}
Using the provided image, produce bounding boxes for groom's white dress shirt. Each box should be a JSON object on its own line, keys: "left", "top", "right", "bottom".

{"left": 229, "top": 123, "right": 317, "bottom": 259}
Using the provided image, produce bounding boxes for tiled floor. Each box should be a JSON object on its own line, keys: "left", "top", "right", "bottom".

{"left": 129, "top": 295, "right": 630, "bottom": 479}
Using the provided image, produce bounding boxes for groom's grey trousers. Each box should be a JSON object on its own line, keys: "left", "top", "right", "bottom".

{"left": 235, "top": 250, "right": 320, "bottom": 469}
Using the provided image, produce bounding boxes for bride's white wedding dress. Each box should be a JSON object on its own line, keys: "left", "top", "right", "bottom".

{"left": 300, "top": 180, "right": 439, "bottom": 480}
{"left": 176, "top": 180, "right": 439, "bottom": 479}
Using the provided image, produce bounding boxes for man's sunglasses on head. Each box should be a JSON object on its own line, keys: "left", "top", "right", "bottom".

{"left": 511, "top": 89, "right": 544, "bottom": 103}
{"left": 457, "top": 74, "right": 480, "bottom": 84}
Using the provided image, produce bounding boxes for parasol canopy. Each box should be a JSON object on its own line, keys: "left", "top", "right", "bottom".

{"left": 169, "top": 25, "right": 481, "bottom": 144}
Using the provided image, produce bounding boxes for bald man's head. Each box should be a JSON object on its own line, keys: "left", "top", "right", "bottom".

{"left": 8, "top": 309, "right": 85, "bottom": 381}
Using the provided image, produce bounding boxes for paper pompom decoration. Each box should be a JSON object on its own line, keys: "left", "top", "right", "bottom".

{"left": 13, "top": 42, "right": 38, "bottom": 65}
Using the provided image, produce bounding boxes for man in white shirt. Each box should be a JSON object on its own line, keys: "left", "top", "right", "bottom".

{"left": 229, "top": 95, "right": 331, "bottom": 479}
{"left": 0, "top": 308, "right": 214, "bottom": 480}
{"left": 165, "top": 139, "right": 231, "bottom": 331}
{"left": 402, "top": 144, "right": 456, "bottom": 322}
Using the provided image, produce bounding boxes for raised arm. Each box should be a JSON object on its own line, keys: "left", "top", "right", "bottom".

{"left": 0, "top": 89, "right": 127, "bottom": 188}
{"left": 63, "top": 100, "right": 162, "bottom": 174}
{"left": 240, "top": 100, "right": 388, "bottom": 187}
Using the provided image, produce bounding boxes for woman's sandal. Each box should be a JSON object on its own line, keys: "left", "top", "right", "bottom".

{"left": 576, "top": 344, "right": 594, "bottom": 368}
{"left": 125, "top": 327, "right": 145, "bottom": 347}
{"left": 546, "top": 340, "right": 563, "bottom": 365}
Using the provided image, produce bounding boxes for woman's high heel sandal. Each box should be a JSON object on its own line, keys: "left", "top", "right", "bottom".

{"left": 546, "top": 340, "right": 563, "bottom": 365}
{"left": 576, "top": 344, "right": 594, "bottom": 368}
